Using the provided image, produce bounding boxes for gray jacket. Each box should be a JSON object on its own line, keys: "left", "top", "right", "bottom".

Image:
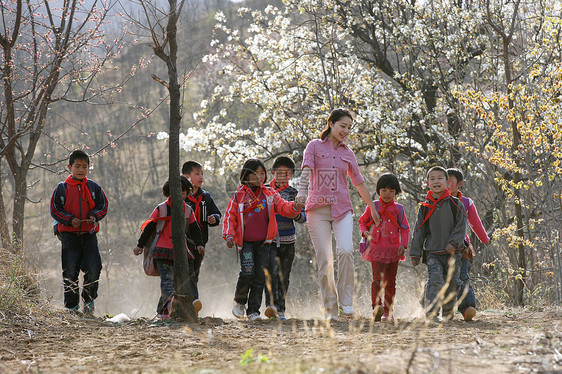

{"left": 410, "top": 196, "right": 467, "bottom": 261}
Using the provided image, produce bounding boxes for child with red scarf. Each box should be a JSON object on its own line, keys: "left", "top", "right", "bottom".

{"left": 264, "top": 156, "right": 306, "bottom": 320}
{"left": 358, "top": 173, "right": 409, "bottom": 322}
{"left": 223, "top": 159, "right": 304, "bottom": 320}
{"left": 182, "top": 160, "right": 222, "bottom": 316}
{"left": 410, "top": 166, "right": 467, "bottom": 322}
{"left": 133, "top": 176, "right": 204, "bottom": 319}
{"left": 50, "top": 150, "right": 108, "bottom": 315}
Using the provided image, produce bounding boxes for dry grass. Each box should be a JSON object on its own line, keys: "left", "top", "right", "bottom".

{"left": 0, "top": 246, "right": 40, "bottom": 320}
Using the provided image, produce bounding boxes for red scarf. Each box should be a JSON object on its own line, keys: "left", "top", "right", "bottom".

{"left": 270, "top": 178, "right": 289, "bottom": 193}
{"left": 415, "top": 189, "right": 452, "bottom": 231}
{"left": 65, "top": 175, "right": 95, "bottom": 210}
{"left": 241, "top": 184, "right": 264, "bottom": 214}
{"left": 365, "top": 199, "right": 400, "bottom": 229}
{"left": 187, "top": 193, "right": 203, "bottom": 224}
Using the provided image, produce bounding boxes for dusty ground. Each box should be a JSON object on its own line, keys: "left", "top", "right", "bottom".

{"left": 1, "top": 307, "right": 561, "bottom": 373}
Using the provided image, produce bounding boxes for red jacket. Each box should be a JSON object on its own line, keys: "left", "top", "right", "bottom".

{"left": 222, "top": 184, "right": 298, "bottom": 249}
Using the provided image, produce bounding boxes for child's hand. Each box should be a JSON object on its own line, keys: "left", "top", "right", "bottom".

{"left": 295, "top": 195, "right": 306, "bottom": 205}
{"left": 71, "top": 217, "right": 81, "bottom": 228}
{"left": 362, "top": 230, "right": 371, "bottom": 238}
{"left": 293, "top": 201, "right": 305, "bottom": 211}
{"left": 445, "top": 243, "right": 456, "bottom": 254}
{"left": 208, "top": 215, "right": 217, "bottom": 225}
{"left": 87, "top": 215, "right": 96, "bottom": 225}
{"left": 398, "top": 245, "right": 405, "bottom": 256}
{"left": 197, "top": 246, "right": 205, "bottom": 255}
{"left": 133, "top": 246, "right": 143, "bottom": 256}
{"left": 411, "top": 259, "right": 419, "bottom": 266}
{"left": 226, "top": 237, "right": 235, "bottom": 248}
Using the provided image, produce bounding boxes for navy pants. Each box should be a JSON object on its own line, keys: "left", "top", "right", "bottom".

{"left": 457, "top": 258, "right": 476, "bottom": 314}
{"left": 265, "top": 243, "right": 295, "bottom": 313}
{"left": 424, "top": 252, "right": 461, "bottom": 318}
{"left": 155, "top": 258, "right": 197, "bottom": 315}
{"left": 189, "top": 250, "right": 204, "bottom": 300}
{"left": 234, "top": 241, "right": 275, "bottom": 316}
{"left": 61, "top": 232, "right": 102, "bottom": 309}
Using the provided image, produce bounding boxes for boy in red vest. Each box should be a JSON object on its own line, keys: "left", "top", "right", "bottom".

{"left": 410, "top": 166, "right": 466, "bottom": 321}
{"left": 50, "top": 150, "right": 108, "bottom": 315}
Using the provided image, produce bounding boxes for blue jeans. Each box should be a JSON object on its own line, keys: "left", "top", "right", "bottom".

{"left": 234, "top": 242, "right": 274, "bottom": 316}
{"left": 424, "top": 252, "right": 461, "bottom": 318}
{"left": 61, "top": 232, "right": 102, "bottom": 309}
{"left": 265, "top": 243, "right": 295, "bottom": 313}
{"left": 457, "top": 258, "right": 476, "bottom": 314}
{"left": 189, "top": 251, "right": 202, "bottom": 300}
{"left": 155, "top": 259, "right": 197, "bottom": 315}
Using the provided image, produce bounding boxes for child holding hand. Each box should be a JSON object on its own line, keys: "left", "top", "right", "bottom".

{"left": 223, "top": 159, "right": 304, "bottom": 320}
{"left": 358, "top": 173, "right": 409, "bottom": 322}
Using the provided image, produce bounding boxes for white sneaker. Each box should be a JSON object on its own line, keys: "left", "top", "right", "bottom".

{"left": 264, "top": 305, "right": 278, "bottom": 319}
{"left": 232, "top": 301, "right": 245, "bottom": 319}
{"left": 247, "top": 312, "right": 261, "bottom": 321}
{"left": 340, "top": 305, "right": 354, "bottom": 315}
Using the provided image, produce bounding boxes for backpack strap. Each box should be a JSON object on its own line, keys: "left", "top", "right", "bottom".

{"left": 156, "top": 203, "right": 167, "bottom": 234}
{"left": 395, "top": 204, "right": 409, "bottom": 230}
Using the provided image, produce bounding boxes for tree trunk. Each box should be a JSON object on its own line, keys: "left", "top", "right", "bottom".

{"left": 0, "top": 169, "right": 10, "bottom": 250}
{"left": 166, "top": 0, "right": 196, "bottom": 322}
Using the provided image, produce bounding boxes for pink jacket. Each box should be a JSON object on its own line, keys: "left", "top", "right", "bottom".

{"left": 222, "top": 185, "right": 298, "bottom": 249}
{"left": 358, "top": 201, "right": 409, "bottom": 263}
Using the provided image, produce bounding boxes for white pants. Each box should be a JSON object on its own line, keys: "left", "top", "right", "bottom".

{"left": 306, "top": 206, "right": 354, "bottom": 317}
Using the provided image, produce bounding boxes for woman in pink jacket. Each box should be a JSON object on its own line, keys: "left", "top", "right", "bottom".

{"left": 297, "top": 108, "right": 380, "bottom": 320}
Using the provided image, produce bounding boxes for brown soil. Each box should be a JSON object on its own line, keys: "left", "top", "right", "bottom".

{"left": 1, "top": 307, "right": 561, "bottom": 373}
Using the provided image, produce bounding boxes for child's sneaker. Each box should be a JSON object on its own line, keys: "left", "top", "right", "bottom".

{"left": 264, "top": 305, "right": 278, "bottom": 319}
{"left": 247, "top": 312, "right": 260, "bottom": 321}
{"left": 463, "top": 306, "right": 476, "bottom": 321}
{"left": 193, "top": 299, "right": 202, "bottom": 318}
{"left": 277, "top": 312, "right": 287, "bottom": 321}
{"left": 340, "top": 305, "right": 354, "bottom": 316}
{"left": 83, "top": 301, "right": 95, "bottom": 315}
{"left": 232, "top": 301, "right": 245, "bottom": 319}
{"left": 67, "top": 305, "right": 79, "bottom": 313}
{"left": 373, "top": 306, "right": 384, "bottom": 321}
{"left": 381, "top": 313, "right": 394, "bottom": 323}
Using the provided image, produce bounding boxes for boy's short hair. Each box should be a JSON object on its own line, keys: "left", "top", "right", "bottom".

{"left": 427, "top": 166, "right": 448, "bottom": 179}
{"left": 376, "top": 173, "right": 402, "bottom": 195}
{"left": 446, "top": 168, "right": 464, "bottom": 182}
{"left": 162, "top": 175, "right": 193, "bottom": 197}
{"left": 240, "top": 158, "right": 267, "bottom": 184}
{"left": 272, "top": 156, "right": 295, "bottom": 173}
{"left": 69, "top": 150, "right": 89, "bottom": 166}
{"left": 182, "top": 161, "right": 203, "bottom": 175}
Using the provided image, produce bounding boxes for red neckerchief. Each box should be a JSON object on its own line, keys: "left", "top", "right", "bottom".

{"left": 365, "top": 199, "right": 400, "bottom": 229}
{"left": 415, "top": 189, "right": 452, "bottom": 231}
{"left": 65, "top": 175, "right": 95, "bottom": 210}
{"left": 140, "top": 198, "right": 173, "bottom": 231}
{"left": 187, "top": 192, "right": 203, "bottom": 224}
{"left": 241, "top": 184, "right": 263, "bottom": 214}
{"left": 270, "top": 178, "right": 289, "bottom": 193}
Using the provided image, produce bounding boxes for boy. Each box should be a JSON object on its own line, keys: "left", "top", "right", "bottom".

{"left": 264, "top": 156, "right": 306, "bottom": 320}
{"left": 447, "top": 168, "right": 490, "bottom": 322}
{"left": 182, "top": 161, "right": 222, "bottom": 315}
{"left": 410, "top": 166, "right": 466, "bottom": 321}
{"left": 51, "top": 150, "right": 108, "bottom": 315}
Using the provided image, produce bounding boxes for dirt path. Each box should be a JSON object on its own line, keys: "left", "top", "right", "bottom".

{"left": 1, "top": 308, "right": 561, "bottom": 373}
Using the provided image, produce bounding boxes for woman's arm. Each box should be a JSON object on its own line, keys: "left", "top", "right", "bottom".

{"left": 355, "top": 182, "right": 380, "bottom": 225}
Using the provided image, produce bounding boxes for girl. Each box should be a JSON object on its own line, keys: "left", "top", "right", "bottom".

{"left": 133, "top": 176, "right": 204, "bottom": 319}
{"left": 358, "top": 173, "right": 409, "bottom": 322}
{"left": 222, "top": 159, "right": 303, "bottom": 320}
{"left": 296, "top": 108, "right": 380, "bottom": 320}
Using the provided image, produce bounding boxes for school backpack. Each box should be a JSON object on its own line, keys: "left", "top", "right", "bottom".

{"left": 141, "top": 202, "right": 192, "bottom": 276}
{"left": 359, "top": 202, "right": 408, "bottom": 253}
